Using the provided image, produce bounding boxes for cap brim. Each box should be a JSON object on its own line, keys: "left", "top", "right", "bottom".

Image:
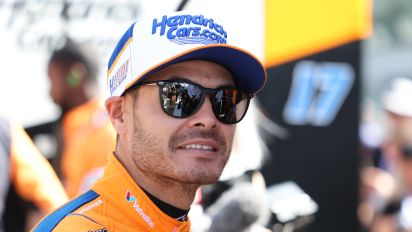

{"left": 125, "top": 44, "right": 267, "bottom": 94}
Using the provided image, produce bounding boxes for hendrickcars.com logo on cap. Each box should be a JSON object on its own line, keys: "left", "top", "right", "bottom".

{"left": 152, "top": 14, "right": 228, "bottom": 45}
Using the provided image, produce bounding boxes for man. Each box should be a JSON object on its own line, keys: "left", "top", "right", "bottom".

{"left": 360, "top": 77, "right": 412, "bottom": 230}
{"left": 27, "top": 41, "right": 116, "bottom": 198}
{"left": 0, "top": 117, "right": 68, "bottom": 232}
{"left": 33, "top": 10, "right": 266, "bottom": 231}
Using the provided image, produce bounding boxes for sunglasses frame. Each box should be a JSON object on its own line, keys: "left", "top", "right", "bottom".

{"left": 125, "top": 79, "right": 253, "bottom": 124}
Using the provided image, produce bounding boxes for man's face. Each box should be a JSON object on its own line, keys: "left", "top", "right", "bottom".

{"left": 400, "top": 157, "right": 412, "bottom": 190}
{"left": 48, "top": 60, "right": 68, "bottom": 107}
{"left": 48, "top": 60, "right": 82, "bottom": 112}
{"left": 124, "top": 60, "right": 236, "bottom": 185}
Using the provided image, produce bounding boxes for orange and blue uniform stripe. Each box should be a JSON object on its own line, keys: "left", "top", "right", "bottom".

{"left": 32, "top": 153, "right": 191, "bottom": 232}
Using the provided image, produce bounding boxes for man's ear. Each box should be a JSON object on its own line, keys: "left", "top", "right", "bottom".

{"left": 66, "top": 63, "right": 86, "bottom": 87}
{"left": 105, "top": 96, "right": 128, "bottom": 134}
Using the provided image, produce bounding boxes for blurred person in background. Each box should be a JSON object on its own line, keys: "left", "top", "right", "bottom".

{"left": 369, "top": 121, "right": 412, "bottom": 232}
{"left": 5, "top": 40, "right": 115, "bottom": 232}
{"left": 26, "top": 40, "right": 116, "bottom": 198}
{"left": 359, "top": 77, "right": 412, "bottom": 231}
{"left": 0, "top": 116, "right": 68, "bottom": 232}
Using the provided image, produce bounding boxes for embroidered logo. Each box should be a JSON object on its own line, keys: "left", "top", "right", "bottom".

{"left": 109, "top": 59, "right": 129, "bottom": 95}
{"left": 77, "top": 199, "right": 103, "bottom": 214}
{"left": 125, "top": 190, "right": 155, "bottom": 228}
{"left": 152, "top": 14, "right": 228, "bottom": 45}
{"left": 125, "top": 190, "right": 136, "bottom": 202}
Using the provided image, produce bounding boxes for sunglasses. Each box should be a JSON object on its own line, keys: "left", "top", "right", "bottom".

{"left": 403, "top": 146, "right": 412, "bottom": 159}
{"left": 125, "top": 79, "right": 253, "bottom": 124}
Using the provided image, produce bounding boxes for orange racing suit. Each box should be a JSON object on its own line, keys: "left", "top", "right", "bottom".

{"left": 60, "top": 98, "right": 116, "bottom": 198}
{"left": 32, "top": 153, "right": 191, "bottom": 232}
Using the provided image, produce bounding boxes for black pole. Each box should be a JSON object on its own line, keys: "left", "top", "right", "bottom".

{"left": 176, "top": 0, "right": 189, "bottom": 11}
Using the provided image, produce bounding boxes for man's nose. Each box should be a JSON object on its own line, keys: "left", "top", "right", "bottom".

{"left": 187, "top": 97, "right": 218, "bottom": 129}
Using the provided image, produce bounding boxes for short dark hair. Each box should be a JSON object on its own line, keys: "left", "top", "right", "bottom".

{"left": 49, "top": 40, "right": 98, "bottom": 83}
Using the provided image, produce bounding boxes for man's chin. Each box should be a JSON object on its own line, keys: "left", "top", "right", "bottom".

{"left": 179, "top": 171, "right": 222, "bottom": 185}
{"left": 196, "top": 176, "right": 220, "bottom": 185}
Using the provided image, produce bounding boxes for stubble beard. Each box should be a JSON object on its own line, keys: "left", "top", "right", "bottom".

{"left": 131, "top": 116, "right": 231, "bottom": 186}
{"left": 169, "top": 129, "right": 231, "bottom": 184}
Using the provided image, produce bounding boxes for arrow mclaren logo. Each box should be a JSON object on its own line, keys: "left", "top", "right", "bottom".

{"left": 152, "top": 14, "right": 228, "bottom": 45}
{"left": 125, "top": 190, "right": 155, "bottom": 228}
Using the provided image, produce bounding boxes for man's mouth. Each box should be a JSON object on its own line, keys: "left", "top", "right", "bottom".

{"left": 179, "top": 144, "right": 217, "bottom": 151}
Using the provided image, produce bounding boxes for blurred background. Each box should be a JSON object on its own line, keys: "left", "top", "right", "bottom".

{"left": 1, "top": 0, "right": 412, "bottom": 232}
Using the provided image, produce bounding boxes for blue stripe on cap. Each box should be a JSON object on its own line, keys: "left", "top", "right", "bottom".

{"left": 107, "top": 22, "right": 136, "bottom": 71}
{"left": 33, "top": 190, "right": 100, "bottom": 232}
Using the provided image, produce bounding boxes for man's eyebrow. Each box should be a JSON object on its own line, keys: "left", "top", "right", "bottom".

{"left": 168, "top": 76, "right": 189, "bottom": 82}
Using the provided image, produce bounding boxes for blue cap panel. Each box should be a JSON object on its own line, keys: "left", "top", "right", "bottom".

{"left": 108, "top": 22, "right": 136, "bottom": 71}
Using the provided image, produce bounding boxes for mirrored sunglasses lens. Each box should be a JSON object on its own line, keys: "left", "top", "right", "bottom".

{"left": 213, "top": 89, "right": 248, "bottom": 123}
{"left": 160, "top": 82, "right": 202, "bottom": 117}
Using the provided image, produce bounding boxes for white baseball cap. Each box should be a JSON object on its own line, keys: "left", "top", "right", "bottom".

{"left": 383, "top": 77, "right": 412, "bottom": 117}
{"left": 107, "top": 11, "right": 267, "bottom": 97}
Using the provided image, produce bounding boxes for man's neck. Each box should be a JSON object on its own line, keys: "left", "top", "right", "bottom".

{"left": 61, "top": 93, "right": 92, "bottom": 115}
{"left": 141, "top": 187, "right": 189, "bottom": 221}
